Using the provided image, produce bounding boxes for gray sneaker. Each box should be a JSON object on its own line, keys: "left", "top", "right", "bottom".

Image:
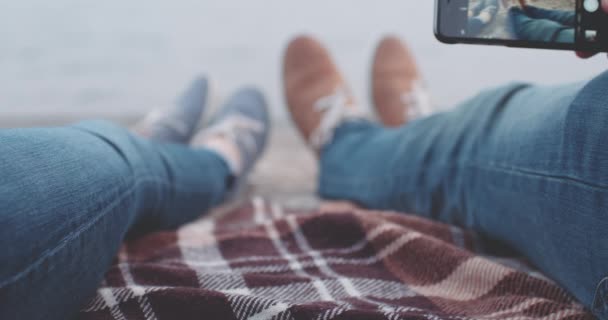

{"left": 193, "top": 87, "right": 270, "bottom": 197}
{"left": 134, "top": 77, "right": 209, "bottom": 143}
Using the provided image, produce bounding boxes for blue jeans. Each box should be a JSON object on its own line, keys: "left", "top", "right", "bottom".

{"left": 0, "top": 121, "right": 230, "bottom": 320}
{"left": 2, "top": 73, "right": 608, "bottom": 319}
{"left": 320, "top": 70, "right": 608, "bottom": 318}
{"left": 509, "top": 6, "right": 576, "bottom": 43}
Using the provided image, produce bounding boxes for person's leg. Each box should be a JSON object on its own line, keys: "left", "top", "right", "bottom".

{"left": 319, "top": 72, "right": 608, "bottom": 315}
{"left": 283, "top": 35, "right": 608, "bottom": 316}
{"left": 0, "top": 87, "right": 269, "bottom": 320}
{"left": 508, "top": 7, "right": 574, "bottom": 43}
{"left": 524, "top": 5, "right": 576, "bottom": 27}
{"left": 468, "top": 17, "right": 488, "bottom": 36}
{"left": 0, "top": 122, "right": 230, "bottom": 320}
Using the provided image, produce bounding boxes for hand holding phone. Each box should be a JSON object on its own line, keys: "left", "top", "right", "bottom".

{"left": 435, "top": 0, "right": 608, "bottom": 52}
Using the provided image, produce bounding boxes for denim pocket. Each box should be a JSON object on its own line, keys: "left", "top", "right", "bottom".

{"left": 593, "top": 277, "right": 608, "bottom": 319}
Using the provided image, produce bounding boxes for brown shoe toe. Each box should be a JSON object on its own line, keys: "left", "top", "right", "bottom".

{"left": 283, "top": 36, "right": 357, "bottom": 148}
{"left": 372, "top": 36, "right": 424, "bottom": 127}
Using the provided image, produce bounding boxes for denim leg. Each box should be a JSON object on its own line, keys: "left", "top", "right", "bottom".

{"left": 524, "top": 5, "right": 576, "bottom": 27}
{"left": 0, "top": 120, "right": 230, "bottom": 320}
{"left": 508, "top": 7, "right": 574, "bottom": 43}
{"left": 319, "top": 71, "right": 608, "bottom": 314}
{"left": 468, "top": 17, "right": 486, "bottom": 36}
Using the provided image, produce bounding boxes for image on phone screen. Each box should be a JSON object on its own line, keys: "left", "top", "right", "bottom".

{"left": 437, "top": 0, "right": 608, "bottom": 50}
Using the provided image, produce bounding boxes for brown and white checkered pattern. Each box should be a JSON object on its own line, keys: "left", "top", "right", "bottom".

{"left": 80, "top": 197, "right": 593, "bottom": 320}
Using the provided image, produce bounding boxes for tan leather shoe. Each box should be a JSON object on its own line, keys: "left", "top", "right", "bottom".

{"left": 283, "top": 35, "right": 360, "bottom": 152}
{"left": 372, "top": 36, "right": 431, "bottom": 127}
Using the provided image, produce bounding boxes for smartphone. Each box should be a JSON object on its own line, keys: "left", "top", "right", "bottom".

{"left": 435, "top": 0, "right": 608, "bottom": 52}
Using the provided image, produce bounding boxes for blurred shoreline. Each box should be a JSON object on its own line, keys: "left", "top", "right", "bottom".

{"left": 2, "top": 1, "right": 605, "bottom": 123}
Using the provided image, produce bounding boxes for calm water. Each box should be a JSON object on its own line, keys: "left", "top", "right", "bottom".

{"left": 1, "top": 0, "right": 606, "bottom": 123}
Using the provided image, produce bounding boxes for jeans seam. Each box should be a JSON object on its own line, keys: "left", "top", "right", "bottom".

{"left": 477, "top": 163, "right": 608, "bottom": 191}
{"left": 320, "top": 162, "right": 608, "bottom": 193}
{"left": 0, "top": 176, "right": 220, "bottom": 289}
{"left": 0, "top": 179, "right": 142, "bottom": 289}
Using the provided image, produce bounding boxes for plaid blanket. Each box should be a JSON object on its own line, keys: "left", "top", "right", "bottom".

{"left": 80, "top": 198, "right": 593, "bottom": 320}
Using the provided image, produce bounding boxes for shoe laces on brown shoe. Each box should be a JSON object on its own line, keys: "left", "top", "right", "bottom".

{"left": 283, "top": 36, "right": 363, "bottom": 153}
{"left": 372, "top": 36, "right": 432, "bottom": 127}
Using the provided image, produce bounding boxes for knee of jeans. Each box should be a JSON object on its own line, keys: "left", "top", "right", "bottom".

{"left": 73, "top": 120, "right": 150, "bottom": 174}
{"left": 0, "top": 125, "right": 139, "bottom": 285}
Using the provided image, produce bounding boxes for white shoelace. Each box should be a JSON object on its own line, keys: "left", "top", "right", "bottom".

{"left": 400, "top": 80, "right": 433, "bottom": 120}
{"left": 309, "top": 87, "right": 363, "bottom": 152}
{"left": 201, "top": 114, "right": 264, "bottom": 156}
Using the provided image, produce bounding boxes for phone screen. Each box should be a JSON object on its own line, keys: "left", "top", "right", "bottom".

{"left": 436, "top": 0, "right": 608, "bottom": 50}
